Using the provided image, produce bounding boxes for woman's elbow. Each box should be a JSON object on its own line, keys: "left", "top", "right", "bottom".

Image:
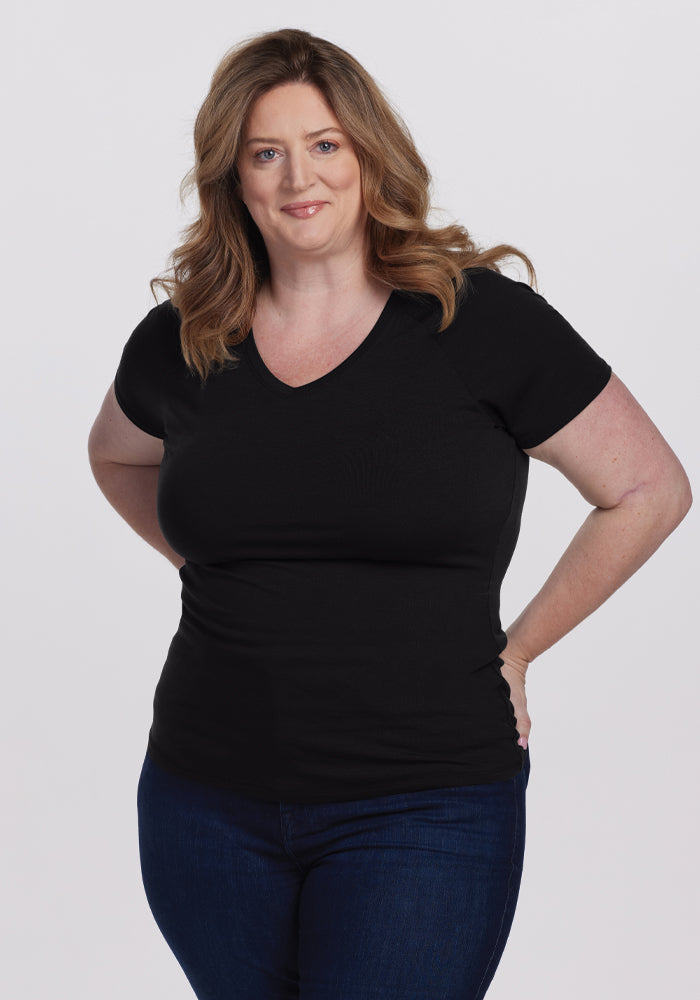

{"left": 620, "top": 457, "right": 693, "bottom": 543}
{"left": 674, "top": 467, "right": 693, "bottom": 521}
{"left": 658, "top": 461, "right": 693, "bottom": 533}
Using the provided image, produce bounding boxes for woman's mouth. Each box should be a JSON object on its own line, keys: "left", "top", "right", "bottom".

{"left": 281, "top": 201, "right": 327, "bottom": 219}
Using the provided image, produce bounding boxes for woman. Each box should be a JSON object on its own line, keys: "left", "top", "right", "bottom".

{"left": 87, "top": 27, "right": 691, "bottom": 1000}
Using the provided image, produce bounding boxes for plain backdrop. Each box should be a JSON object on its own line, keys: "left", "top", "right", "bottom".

{"left": 4, "top": 1, "right": 699, "bottom": 997}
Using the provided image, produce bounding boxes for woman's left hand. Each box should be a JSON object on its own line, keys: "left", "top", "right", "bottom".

{"left": 498, "top": 648, "right": 531, "bottom": 749}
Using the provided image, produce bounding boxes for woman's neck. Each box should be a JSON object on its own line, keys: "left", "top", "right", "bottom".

{"left": 258, "top": 259, "right": 388, "bottom": 328}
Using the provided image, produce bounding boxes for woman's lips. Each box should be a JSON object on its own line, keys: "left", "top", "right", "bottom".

{"left": 281, "top": 201, "right": 327, "bottom": 219}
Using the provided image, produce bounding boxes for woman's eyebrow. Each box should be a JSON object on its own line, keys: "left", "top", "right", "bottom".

{"left": 245, "top": 127, "right": 344, "bottom": 146}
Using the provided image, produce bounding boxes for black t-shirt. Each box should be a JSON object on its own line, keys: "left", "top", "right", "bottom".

{"left": 114, "top": 267, "right": 612, "bottom": 803}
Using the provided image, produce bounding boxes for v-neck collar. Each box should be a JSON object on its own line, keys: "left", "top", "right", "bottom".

{"left": 245, "top": 289, "right": 398, "bottom": 396}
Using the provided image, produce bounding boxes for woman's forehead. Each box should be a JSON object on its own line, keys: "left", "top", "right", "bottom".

{"left": 244, "top": 82, "right": 338, "bottom": 133}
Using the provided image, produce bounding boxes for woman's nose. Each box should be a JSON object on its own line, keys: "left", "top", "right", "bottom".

{"left": 284, "top": 149, "right": 313, "bottom": 191}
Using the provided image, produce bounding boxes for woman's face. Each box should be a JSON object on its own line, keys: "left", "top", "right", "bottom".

{"left": 236, "top": 82, "right": 367, "bottom": 265}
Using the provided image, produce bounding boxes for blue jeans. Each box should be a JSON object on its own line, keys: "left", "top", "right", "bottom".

{"left": 137, "top": 747, "right": 530, "bottom": 999}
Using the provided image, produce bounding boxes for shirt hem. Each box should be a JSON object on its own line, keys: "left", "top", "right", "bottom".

{"left": 145, "top": 733, "right": 526, "bottom": 805}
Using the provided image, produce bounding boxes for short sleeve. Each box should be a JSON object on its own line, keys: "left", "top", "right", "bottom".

{"left": 437, "top": 268, "right": 613, "bottom": 450}
{"left": 113, "top": 302, "right": 175, "bottom": 438}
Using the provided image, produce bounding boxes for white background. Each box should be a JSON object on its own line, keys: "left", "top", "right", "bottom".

{"left": 4, "top": 1, "right": 699, "bottom": 997}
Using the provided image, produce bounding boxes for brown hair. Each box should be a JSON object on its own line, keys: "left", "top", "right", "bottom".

{"left": 150, "top": 27, "right": 537, "bottom": 381}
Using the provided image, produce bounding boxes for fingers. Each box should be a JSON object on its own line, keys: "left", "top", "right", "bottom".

{"left": 498, "top": 660, "right": 531, "bottom": 749}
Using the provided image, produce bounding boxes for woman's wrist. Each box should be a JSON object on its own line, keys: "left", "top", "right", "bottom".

{"left": 500, "top": 633, "right": 533, "bottom": 673}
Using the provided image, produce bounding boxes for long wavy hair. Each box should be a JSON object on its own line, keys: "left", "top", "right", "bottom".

{"left": 150, "top": 27, "right": 537, "bottom": 381}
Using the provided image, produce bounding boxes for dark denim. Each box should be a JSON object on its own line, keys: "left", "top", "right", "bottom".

{"left": 137, "top": 747, "right": 530, "bottom": 999}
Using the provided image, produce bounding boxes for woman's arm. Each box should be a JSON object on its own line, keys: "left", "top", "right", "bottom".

{"left": 88, "top": 382, "right": 186, "bottom": 570}
{"left": 499, "top": 372, "right": 692, "bottom": 746}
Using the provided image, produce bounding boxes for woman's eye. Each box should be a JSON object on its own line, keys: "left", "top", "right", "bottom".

{"left": 254, "top": 142, "right": 337, "bottom": 161}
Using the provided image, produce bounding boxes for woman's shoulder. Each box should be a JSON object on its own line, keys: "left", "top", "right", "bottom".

{"left": 139, "top": 297, "right": 181, "bottom": 341}
{"left": 389, "top": 266, "right": 538, "bottom": 336}
{"left": 461, "top": 266, "right": 537, "bottom": 300}
{"left": 452, "top": 267, "right": 553, "bottom": 332}
{"left": 152, "top": 297, "right": 181, "bottom": 326}
{"left": 119, "top": 298, "right": 183, "bottom": 375}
